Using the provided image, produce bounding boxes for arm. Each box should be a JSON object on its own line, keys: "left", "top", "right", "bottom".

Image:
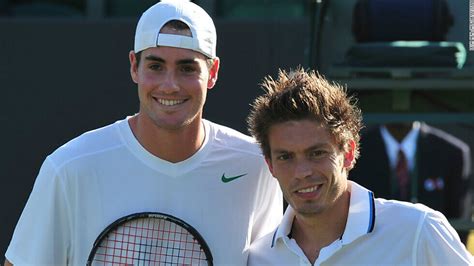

{"left": 416, "top": 210, "right": 473, "bottom": 265}
{"left": 251, "top": 166, "right": 283, "bottom": 242}
{"left": 5, "top": 158, "right": 70, "bottom": 264}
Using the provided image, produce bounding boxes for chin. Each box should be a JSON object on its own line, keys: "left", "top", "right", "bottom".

{"left": 294, "top": 203, "right": 325, "bottom": 217}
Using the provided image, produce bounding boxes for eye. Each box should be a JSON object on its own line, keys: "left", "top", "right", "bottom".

{"left": 275, "top": 153, "right": 291, "bottom": 161}
{"left": 148, "top": 63, "right": 162, "bottom": 71}
{"left": 180, "top": 64, "right": 197, "bottom": 74}
{"left": 309, "top": 150, "right": 326, "bottom": 159}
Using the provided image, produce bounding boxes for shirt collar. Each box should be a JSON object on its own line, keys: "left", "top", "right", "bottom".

{"left": 271, "top": 203, "right": 296, "bottom": 247}
{"left": 380, "top": 122, "right": 420, "bottom": 170}
{"left": 341, "top": 182, "right": 376, "bottom": 244}
{"left": 271, "top": 181, "right": 376, "bottom": 248}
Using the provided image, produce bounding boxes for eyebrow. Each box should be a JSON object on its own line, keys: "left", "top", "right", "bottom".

{"left": 307, "top": 143, "right": 331, "bottom": 150}
{"left": 144, "top": 55, "right": 199, "bottom": 65}
{"left": 271, "top": 143, "right": 330, "bottom": 154}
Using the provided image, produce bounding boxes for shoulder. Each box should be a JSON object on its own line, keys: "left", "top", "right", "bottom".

{"left": 376, "top": 198, "right": 434, "bottom": 215}
{"left": 248, "top": 230, "right": 278, "bottom": 264}
{"left": 419, "top": 123, "right": 471, "bottom": 175}
{"left": 367, "top": 198, "right": 471, "bottom": 263}
{"left": 375, "top": 198, "right": 434, "bottom": 227}
{"left": 47, "top": 119, "right": 125, "bottom": 170}
{"left": 370, "top": 199, "right": 447, "bottom": 250}
{"left": 374, "top": 199, "right": 440, "bottom": 228}
{"left": 420, "top": 123, "right": 470, "bottom": 153}
{"left": 205, "top": 120, "right": 263, "bottom": 157}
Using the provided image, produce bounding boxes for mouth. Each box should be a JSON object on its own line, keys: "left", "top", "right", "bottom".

{"left": 156, "top": 98, "right": 186, "bottom": 106}
{"left": 296, "top": 184, "right": 321, "bottom": 193}
{"left": 294, "top": 184, "right": 323, "bottom": 199}
{"left": 297, "top": 185, "right": 319, "bottom": 193}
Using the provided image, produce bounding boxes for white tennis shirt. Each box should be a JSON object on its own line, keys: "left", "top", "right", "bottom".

{"left": 6, "top": 117, "right": 283, "bottom": 265}
{"left": 248, "top": 181, "right": 473, "bottom": 265}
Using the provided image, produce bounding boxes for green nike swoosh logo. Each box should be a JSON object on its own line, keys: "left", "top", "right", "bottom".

{"left": 221, "top": 173, "right": 247, "bottom": 183}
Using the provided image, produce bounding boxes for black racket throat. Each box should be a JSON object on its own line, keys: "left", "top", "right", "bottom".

{"left": 87, "top": 212, "right": 213, "bottom": 266}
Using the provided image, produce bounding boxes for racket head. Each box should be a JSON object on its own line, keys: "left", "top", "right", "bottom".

{"left": 87, "top": 212, "right": 213, "bottom": 266}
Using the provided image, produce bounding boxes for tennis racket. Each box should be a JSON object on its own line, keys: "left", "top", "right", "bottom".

{"left": 87, "top": 212, "right": 213, "bottom": 266}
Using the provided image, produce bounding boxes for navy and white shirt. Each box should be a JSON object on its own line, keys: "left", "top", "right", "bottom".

{"left": 248, "top": 181, "right": 473, "bottom": 265}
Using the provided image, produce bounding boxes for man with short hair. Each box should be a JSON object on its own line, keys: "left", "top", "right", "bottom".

{"left": 247, "top": 67, "right": 473, "bottom": 265}
{"left": 4, "top": 1, "right": 282, "bottom": 265}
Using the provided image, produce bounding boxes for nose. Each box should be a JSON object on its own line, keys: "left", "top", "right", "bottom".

{"left": 160, "top": 71, "right": 180, "bottom": 93}
{"left": 294, "top": 159, "right": 312, "bottom": 180}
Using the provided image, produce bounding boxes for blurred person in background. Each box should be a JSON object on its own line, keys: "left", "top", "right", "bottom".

{"left": 349, "top": 122, "right": 472, "bottom": 243}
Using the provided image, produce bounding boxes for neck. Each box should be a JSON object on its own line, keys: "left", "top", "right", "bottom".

{"left": 129, "top": 114, "right": 205, "bottom": 163}
{"left": 385, "top": 122, "right": 413, "bottom": 142}
{"left": 291, "top": 183, "right": 351, "bottom": 264}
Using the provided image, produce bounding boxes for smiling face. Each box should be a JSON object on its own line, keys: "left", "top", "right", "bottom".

{"left": 266, "top": 119, "right": 354, "bottom": 217}
{"left": 129, "top": 45, "right": 219, "bottom": 131}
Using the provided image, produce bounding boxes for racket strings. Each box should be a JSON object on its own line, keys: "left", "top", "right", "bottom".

{"left": 91, "top": 217, "right": 208, "bottom": 265}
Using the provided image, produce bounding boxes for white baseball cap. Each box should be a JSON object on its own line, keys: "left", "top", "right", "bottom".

{"left": 134, "top": 0, "right": 217, "bottom": 59}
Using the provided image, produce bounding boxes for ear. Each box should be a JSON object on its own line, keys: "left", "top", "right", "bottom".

{"left": 343, "top": 140, "right": 356, "bottom": 168}
{"left": 207, "top": 57, "right": 220, "bottom": 89}
{"left": 129, "top": 50, "right": 139, "bottom": 84}
{"left": 264, "top": 156, "right": 275, "bottom": 177}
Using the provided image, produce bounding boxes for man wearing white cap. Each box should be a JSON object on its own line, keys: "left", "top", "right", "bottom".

{"left": 4, "top": 1, "right": 282, "bottom": 265}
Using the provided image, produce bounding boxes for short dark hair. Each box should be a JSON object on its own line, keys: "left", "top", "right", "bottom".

{"left": 162, "top": 20, "right": 192, "bottom": 32}
{"left": 247, "top": 67, "right": 363, "bottom": 169}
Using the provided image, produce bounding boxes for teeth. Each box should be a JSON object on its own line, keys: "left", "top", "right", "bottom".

{"left": 298, "top": 185, "right": 319, "bottom": 193}
{"left": 158, "top": 99, "right": 184, "bottom": 106}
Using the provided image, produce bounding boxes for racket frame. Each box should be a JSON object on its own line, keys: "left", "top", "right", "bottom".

{"left": 86, "top": 211, "right": 213, "bottom": 265}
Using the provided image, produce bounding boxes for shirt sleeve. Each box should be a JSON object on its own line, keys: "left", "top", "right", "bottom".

{"left": 5, "top": 157, "right": 71, "bottom": 265}
{"left": 250, "top": 165, "right": 283, "bottom": 243}
{"left": 416, "top": 210, "right": 473, "bottom": 265}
